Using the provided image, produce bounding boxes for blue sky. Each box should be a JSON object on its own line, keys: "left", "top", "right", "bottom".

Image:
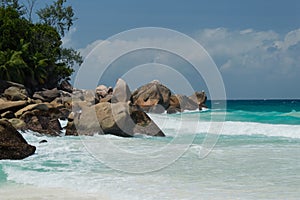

{"left": 69, "top": 0, "right": 300, "bottom": 47}
{"left": 35, "top": 0, "right": 300, "bottom": 99}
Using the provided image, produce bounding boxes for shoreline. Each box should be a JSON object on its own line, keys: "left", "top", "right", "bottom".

{"left": 0, "top": 182, "right": 107, "bottom": 200}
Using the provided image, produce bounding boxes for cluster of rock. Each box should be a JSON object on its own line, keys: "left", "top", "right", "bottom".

{"left": 0, "top": 79, "right": 207, "bottom": 160}
{"left": 131, "top": 80, "right": 207, "bottom": 114}
{"left": 65, "top": 79, "right": 165, "bottom": 137}
{"left": 0, "top": 81, "right": 71, "bottom": 136}
{"left": 0, "top": 80, "right": 73, "bottom": 159}
{"left": 65, "top": 79, "right": 207, "bottom": 136}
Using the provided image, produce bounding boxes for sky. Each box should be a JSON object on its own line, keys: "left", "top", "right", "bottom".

{"left": 34, "top": 0, "right": 300, "bottom": 99}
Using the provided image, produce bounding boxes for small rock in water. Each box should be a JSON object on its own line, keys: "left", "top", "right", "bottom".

{"left": 39, "top": 140, "right": 48, "bottom": 144}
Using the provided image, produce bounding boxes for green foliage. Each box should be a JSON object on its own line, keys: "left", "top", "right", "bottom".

{"left": 60, "top": 47, "right": 83, "bottom": 67}
{"left": 0, "top": 0, "right": 83, "bottom": 90}
{"left": 0, "top": 6, "right": 30, "bottom": 50}
{"left": 0, "top": 49, "right": 31, "bottom": 84}
{"left": 37, "top": 0, "right": 76, "bottom": 37}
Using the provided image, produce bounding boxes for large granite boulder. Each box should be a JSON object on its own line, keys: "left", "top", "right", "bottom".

{"left": 20, "top": 110, "right": 62, "bottom": 136}
{"left": 67, "top": 101, "right": 95, "bottom": 136}
{"left": 0, "top": 100, "right": 27, "bottom": 114}
{"left": 100, "top": 94, "right": 112, "bottom": 103}
{"left": 71, "top": 89, "right": 98, "bottom": 106}
{"left": 16, "top": 102, "right": 68, "bottom": 120}
{"left": 131, "top": 110, "right": 165, "bottom": 136}
{"left": 16, "top": 104, "right": 63, "bottom": 136}
{"left": 8, "top": 118, "right": 26, "bottom": 130}
{"left": 95, "top": 85, "right": 108, "bottom": 98}
{"left": 4, "top": 86, "right": 29, "bottom": 101}
{"left": 95, "top": 85, "right": 113, "bottom": 100}
{"left": 69, "top": 102, "right": 130, "bottom": 136}
{"left": 0, "top": 80, "right": 27, "bottom": 94}
{"left": 0, "top": 120, "right": 36, "bottom": 160}
{"left": 111, "top": 79, "right": 131, "bottom": 103}
{"left": 189, "top": 91, "right": 207, "bottom": 109}
{"left": 33, "top": 88, "right": 61, "bottom": 102}
{"left": 58, "top": 80, "right": 73, "bottom": 93}
{"left": 96, "top": 102, "right": 133, "bottom": 137}
{"left": 65, "top": 102, "right": 91, "bottom": 136}
{"left": 15, "top": 103, "right": 52, "bottom": 118}
{"left": 167, "top": 94, "right": 198, "bottom": 114}
{"left": 131, "top": 80, "right": 171, "bottom": 113}
{"left": 71, "top": 89, "right": 85, "bottom": 101}
{"left": 67, "top": 102, "right": 165, "bottom": 137}
{"left": 83, "top": 90, "right": 97, "bottom": 105}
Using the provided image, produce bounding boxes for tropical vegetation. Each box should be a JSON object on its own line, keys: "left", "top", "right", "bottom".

{"left": 0, "top": 0, "right": 82, "bottom": 91}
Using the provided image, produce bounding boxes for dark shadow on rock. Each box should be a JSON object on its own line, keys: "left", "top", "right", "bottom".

{"left": 0, "top": 120, "right": 36, "bottom": 160}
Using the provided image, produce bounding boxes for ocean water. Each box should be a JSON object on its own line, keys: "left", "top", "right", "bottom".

{"left": 0, "top": 100, "right": 300, "bottom": 200}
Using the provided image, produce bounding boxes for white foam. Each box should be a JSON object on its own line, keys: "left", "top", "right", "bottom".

{"left": 58, "top": 119, "right": 68, "bottom": 128}
{"left": 149, "top": 114, "right": 300, "bottom": 139}
{"left": 280, "top": 110, "right": 300, "bottom": 118}
{"left": 215, "top": 121, "right": 300, "bottom": 139}
{"left": 1, "top": 123, "right": 299, "bottom": 200}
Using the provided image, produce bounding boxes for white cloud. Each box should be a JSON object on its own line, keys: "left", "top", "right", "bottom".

{"left": 62, "top": 27, "right": 77, "bottom": 48}
{"left": 195, "top": 28, "right": 300, "bottom": 76}
{"left": 78, "top": 39, "right": 103, "bottom": 58}
{"left": 276, "top": 29, "right": 300, "bottom": 50}
{"left": 240, "top": 29, "right": 253, "bottom": 34}
{"left": 194, "top": 28, "right": 300, "bottom": 98}
{"left": 76, "top": 33, "right": 216, "bottom": 92}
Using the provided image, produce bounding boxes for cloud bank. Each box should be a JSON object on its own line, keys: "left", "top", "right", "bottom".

{"left": 195, "top": 28, "right": 300, "bottom": 98}
{"left": 77, "top": 28, "right": 300, "bottom": 99}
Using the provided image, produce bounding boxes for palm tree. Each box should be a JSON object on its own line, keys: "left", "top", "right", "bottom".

{"left": 0, "top": 48, "right": 33, "bottom": 84}
{"left": 0, "top": 51, "right": 11, "bottom": 80}
{"left": 32, "top": 53, "right": 48, "bottom": 85}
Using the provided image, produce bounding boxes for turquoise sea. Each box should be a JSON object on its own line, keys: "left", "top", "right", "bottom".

{"left": 0, "top": 100, "right": 300, "bottom": 199}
